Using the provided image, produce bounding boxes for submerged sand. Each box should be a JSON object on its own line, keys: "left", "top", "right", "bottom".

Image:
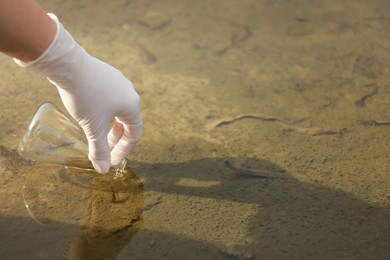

{"left": 0, "top": 0, "right": 389, "bottom": 259}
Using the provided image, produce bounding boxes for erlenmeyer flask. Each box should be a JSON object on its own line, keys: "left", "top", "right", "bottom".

{"left": 19, "top": 102, "right": 126, "bottom": 176}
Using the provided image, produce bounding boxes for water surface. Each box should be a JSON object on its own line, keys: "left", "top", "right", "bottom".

{"left": 0, "top": 0, "right": 389, "bottom": 259}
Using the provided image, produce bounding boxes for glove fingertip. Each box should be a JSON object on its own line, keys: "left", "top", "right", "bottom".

{"left": 110, "top": 139, "right": 138, "bottom": 166}
{"left": 89, "top": 155, "right": 111, "bottom": 174}
{"left": 111, "top": 155, "right": 127, "bottom": 167}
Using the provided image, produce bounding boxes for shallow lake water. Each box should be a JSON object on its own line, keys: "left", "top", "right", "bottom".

{"left": 1, "top": 0, "right": 389, "bottom": 259}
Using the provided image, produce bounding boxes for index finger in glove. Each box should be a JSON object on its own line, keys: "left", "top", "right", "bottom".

{"left": 79, "top": 120, "right": 111, "bottom": 174}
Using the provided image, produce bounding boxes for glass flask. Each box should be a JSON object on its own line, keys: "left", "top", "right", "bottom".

{"left": 18, "top": 102, "right": 126, "bottom": 177}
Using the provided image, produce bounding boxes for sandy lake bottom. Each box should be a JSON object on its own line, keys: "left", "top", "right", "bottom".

{"left": 0, "top": 0, "right": 389, "bottom": 259}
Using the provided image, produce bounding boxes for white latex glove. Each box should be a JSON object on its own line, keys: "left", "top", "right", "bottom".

{"left": 15, "top": 14, "right": 142, "bottom": 173}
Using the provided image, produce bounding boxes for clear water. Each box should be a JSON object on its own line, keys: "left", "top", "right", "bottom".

{"left": 0, "top": 0, "right": 389, "bottom": 259}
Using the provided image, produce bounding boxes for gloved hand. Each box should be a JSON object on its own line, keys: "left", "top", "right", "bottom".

{"left": 15, "top": 14, "right": 142, "bottom": 173}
